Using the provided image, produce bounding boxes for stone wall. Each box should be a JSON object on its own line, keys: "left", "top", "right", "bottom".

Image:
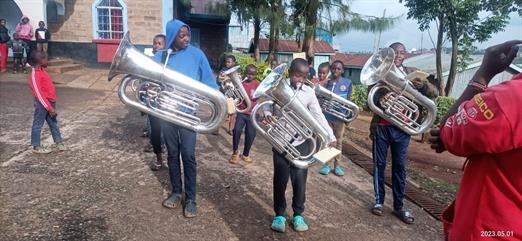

{"left": 48, "top": 0, "right": 163, "bottom": 45}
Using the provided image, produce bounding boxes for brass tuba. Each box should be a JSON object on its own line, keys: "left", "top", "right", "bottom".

{"left": 308, "top": 81, "right": 360, "bottom": 123}
{"left": 251, "top": 64, "right": 333, "bottom": 168}
{"left": 360, "top": 48, "right": 437, "bottom": 135}
{"left": 220, "top": 66, "right": 252, "bottom": 113}
{"left": 108, "top": 32, "right": 227, "bottom": 133}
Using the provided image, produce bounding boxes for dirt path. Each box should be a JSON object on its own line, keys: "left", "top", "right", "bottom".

{"left": 0, "top": 81, "right": 443, "bottom": 240}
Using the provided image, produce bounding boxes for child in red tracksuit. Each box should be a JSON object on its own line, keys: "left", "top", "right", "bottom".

{"left": 229, "top": 64, "right": 260, "bottom": 164}
{"left": 430, "top": 40, "right": 522, "bottom": 241}
{"left": 28, "top": 51, "right": 66, "bottom": 154}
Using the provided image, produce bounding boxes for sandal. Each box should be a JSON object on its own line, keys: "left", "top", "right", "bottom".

{"left": 371, "top": 204, "right": 383, "bottom": 216}
{"left": 393, "top": 209, "right": 414, "bottom": 224}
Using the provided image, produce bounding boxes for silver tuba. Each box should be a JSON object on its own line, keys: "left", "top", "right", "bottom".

{"left": 108, "top": 32, "right": 227, "bottom": 133}
{"left": 220, "top": 66, "right": 252, "bottom": 113}
{"left": 360, "top": 47, "right": 437, "bottom": 135}
{"left": 251, "top": 64, "right": 332, "bottom": 168}
{"left": 308, "top": 81, "right": 360, "bottom": 123}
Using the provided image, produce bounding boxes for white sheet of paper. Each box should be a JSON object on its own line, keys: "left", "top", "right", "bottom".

{"left": 38, "top": 31, "right": 46, "bottom": 39}
{"left": 313, "top": 147, "right": 342, "bottom": 164}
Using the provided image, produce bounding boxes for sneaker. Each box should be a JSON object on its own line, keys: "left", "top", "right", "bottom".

{"left": 162, "top": 193, "right": 182, "bottom": 209}
{"left": 229, "top": 153, "right": 240, "bottom": 164}
{"left": 319, "top": 165, "right": 330, "bottom": 175}
{"left": 334, "top": 166, "right": 345, "bottom": 176}
{"left": 241, "top": 155, "right": 252, "bottom": 163}
{"left": 271, "top": 216, "right": 286, "bottom": 232}
{"left": 54, "top": 143, "right": 67, "bottom": 151}
{"left": 184, "top": 200, "right": 197, "bottom": 218}
{"left": 33, "top": 146, "right": 52, "bottom": 154}
{"left": 291, "top": 215, "right": 309, "bottom": 232}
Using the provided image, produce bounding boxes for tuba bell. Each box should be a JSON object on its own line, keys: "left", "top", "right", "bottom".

{"left": 251, "top": 64, "right": 332, "bottom": 168}
{"left": 108, "top": 32, "right": 227, "bottom": 133}
{"left": 360, "top": 48, "right": 437, "bottom": 135}
{"left": 220, "top": 66, "right": 252, "bottom": 113}
{"left": 307, "top": 81, "right": 360, "bottom": 123}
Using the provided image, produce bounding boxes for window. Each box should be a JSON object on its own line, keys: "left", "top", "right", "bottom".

{"left": 92, "top": 0, "right": 127, "bottom": 39}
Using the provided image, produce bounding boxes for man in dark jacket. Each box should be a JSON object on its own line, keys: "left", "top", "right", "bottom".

{"left": 0, "top": 19, "right": 10, "bottom": 73}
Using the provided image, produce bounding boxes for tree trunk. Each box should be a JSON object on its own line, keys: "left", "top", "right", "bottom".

{"left": 301, "top": 0, "right": 319, "bottom": 60}
{"left": 253, "top": 15, "right": 261, "bottom": 62}
{"left": 267, "top": 0, "right": 281, "bottom": 63}
{"left": 435, "top": 14, "right": 445, "bottom": 96}
{"left": 445, "top": 16, "right": 459, "bottom": 96}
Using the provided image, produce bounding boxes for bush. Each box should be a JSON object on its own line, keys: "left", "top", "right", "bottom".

{"left": 218, "top": 52, "right": 271, "bottom": 81}
{"left": 351, "top": 84, "right": 368, "bottom": 110}
{"left": 434, "top": 96, "right": 456, "bottom": 125}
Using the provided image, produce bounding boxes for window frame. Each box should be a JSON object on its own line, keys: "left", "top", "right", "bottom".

{"left": 91, "top": 0, "right": 128, "bottom": 40}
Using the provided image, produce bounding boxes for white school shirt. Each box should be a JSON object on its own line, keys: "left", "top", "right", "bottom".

{"left": 263, "top": 81, "right": 336, "bottom": 146}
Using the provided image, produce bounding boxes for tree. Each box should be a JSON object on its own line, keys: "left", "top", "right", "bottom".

{"left": 290, "top": 0, "right": 399, "bottom": 61}
{"left": 228, "top": 0, "right": 270, "bottom": 62}
{"left": 402, "top": 0, "right": 522, "bottom": 96}
{"left": 267, "top": 0, "right": 284, "bottom": 63}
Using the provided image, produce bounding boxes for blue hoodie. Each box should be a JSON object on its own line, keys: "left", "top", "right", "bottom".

{"left": 153, "top": 19, "right": 218, "bottom": 89}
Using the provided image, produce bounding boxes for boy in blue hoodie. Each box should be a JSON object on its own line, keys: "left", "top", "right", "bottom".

{"left": 154, "top": 19, "right": 218, "bottom": 218}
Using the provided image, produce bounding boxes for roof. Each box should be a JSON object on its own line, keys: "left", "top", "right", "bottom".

{"left": 402, "top": 53, "right": 483, "bottom": 74}
{"left": 331, "top": 53, "right": 372, "bottom": 68}
{"left": 251, "top": 39, "right": 335, "bottom": 54}
{"left": 332, "top": 52, "right": 421, "bottom": 69}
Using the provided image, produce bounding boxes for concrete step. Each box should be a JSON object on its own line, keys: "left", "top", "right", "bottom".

{"left": 48, "top": 58, "right": 75, "bottom": 66}
{"left": 47, "top": 63, "right": 83, "bottom": 73}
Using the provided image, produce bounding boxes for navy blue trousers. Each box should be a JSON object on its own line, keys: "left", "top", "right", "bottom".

{"left": 232, "top": 113, "right": 257, "bottom": 156}
{"left": 31, "top": 99, "right": 62, "bottom": 147}
{"left": 372, "top": 125, "right": 411, "bottom": 211}
{"left": 161, "top": 121, "right": 197, "bottom": 201}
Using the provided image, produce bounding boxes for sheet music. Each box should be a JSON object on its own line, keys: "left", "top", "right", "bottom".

{"left": 38, "top": 31, "right": 46, "bottom": 39}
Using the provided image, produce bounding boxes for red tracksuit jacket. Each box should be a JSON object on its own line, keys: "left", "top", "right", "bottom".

{"left": 441, "top": 73, "right": 522, "bottom": 241}
{"left": 28, "top": 67, "right": 56, "bottom": 112}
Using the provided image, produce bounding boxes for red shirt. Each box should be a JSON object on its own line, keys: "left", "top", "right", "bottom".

{"left": 440, "top": 74, "right": 522, "bottom": 241}
{"left": 237, "top": 79, "right": 260, "bottom": 115}
{"left": 310, "top": 78, "right": 327, "bottom": 87}
{"left": 28, "top": 67, "right": 56, "bottom": 111}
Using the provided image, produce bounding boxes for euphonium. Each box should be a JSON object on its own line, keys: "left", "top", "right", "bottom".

{"left": 360, "top": 47, "right": 437, "bottom": 135}
{"left": 251, "top": 64, "right": 332, "bottom": 168}
{"left": 108, "top": 32, "right": 227, "bottom": 133}
{"left": 220, "top": 66, "right": 252, "bottom": 113}
{"left": 307, "top": 81, "right": 360, "bottom": 123}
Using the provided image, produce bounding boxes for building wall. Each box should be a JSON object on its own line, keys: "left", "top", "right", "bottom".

{"left": 48, "top": 0, "right": 92, "bottom": 43}
{"left": 344, "top": 67, "right": 362, "bottom": 84}
{"left": 185, "top": 20, "right": 227, "bottom": 69}
{"left": 446, "top": 67, "right": 514, "bottom": 98}
{"left": 48, "top": 0, "right": 162, "bottom": 45}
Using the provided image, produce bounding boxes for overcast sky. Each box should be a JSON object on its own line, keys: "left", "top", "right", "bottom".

{"left": 333, "top": 0, "right": 522, "bottom": 53}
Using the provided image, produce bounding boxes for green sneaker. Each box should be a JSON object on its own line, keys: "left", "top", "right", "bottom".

{"left": 334, "top": 166, "right": 345, "bottom": 176}
{"left": 54, "top": 143, "right": 67, "bottom": 151}
{"left": 271, "top": 216, "right": 286, "bottom": 232}
{"left": 33, "top": 146, "right": 52, "bottom": 154}
{"left": 291, "top": 215, "right": 309, "bottom": 232}
{"left": 319, "top": 165, "right": 330, "bottom": 175}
